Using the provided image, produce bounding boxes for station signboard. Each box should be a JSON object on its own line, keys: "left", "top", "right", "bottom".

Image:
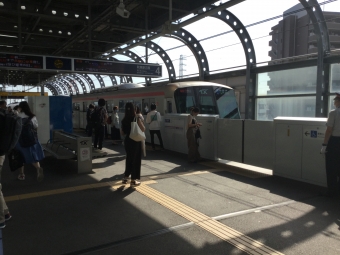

{"left": 0, "top": 53, "right": 43, "bottom": 69}
{"left": 74, "top": 59, "right": 162, "bottom": 77}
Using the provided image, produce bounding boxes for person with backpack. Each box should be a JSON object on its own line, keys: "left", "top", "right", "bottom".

{"left": 0, "top": 100, "right": 13, "bottom": 228}
{"left": 93, "top": 98, "right": 108, "bottom": 150}
{"left": 15, "top": 101, "right": 44, "bottom": 181}
{"left": 111, "top": 106, "right": 121, "bottom": 145}
{"left": 146, "top": 103, "right": 164, "bottom": 151}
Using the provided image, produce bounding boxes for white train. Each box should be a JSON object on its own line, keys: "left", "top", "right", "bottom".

{"left": 71, "top": 81, "right": 240, "bottom": 129}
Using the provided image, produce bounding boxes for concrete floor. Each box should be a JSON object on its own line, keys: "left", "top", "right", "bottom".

{"left": 1, "top": 138, "right": 339, "bottom": 255}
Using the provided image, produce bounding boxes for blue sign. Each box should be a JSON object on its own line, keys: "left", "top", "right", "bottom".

{"left": 311, "top": 130, "right": 317, "bottom": 138}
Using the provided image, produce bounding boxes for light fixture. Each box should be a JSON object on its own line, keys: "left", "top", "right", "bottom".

{"left": 52, "top": 10, "right": 56, "bottom": 14}
{"left": 21, "top": 6, "right": 25, "bottom": 10}
{"left": 0, "top": 2, "right": 4, "bottom": 7}
{"left": 64, "top": 12, "right": 68, "bottom": 16}
{"left": 75, "top": 14, "right": 79, "bottom": 18}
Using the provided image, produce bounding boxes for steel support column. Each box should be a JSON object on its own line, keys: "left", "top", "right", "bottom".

{"left": 210, "top": 9, "right": 256, "bottom": 119}
{"left": 299, "top": 0, "right": 330, "bottom": 117}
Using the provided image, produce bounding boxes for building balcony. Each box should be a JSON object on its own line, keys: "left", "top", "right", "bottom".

{"left": 327, "top": 22, "right": 340, "bottom": 31}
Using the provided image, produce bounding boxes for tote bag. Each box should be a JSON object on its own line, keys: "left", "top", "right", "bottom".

{"left": 130, "top": 117, "right": 146, "bottom": 142}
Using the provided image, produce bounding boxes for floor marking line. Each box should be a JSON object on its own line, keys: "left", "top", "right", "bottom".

{"left": 135, "top": 185, "right": 284, "bottom": 255}
{"left": 137, "top": 185, "right": 210, "bottom": 223}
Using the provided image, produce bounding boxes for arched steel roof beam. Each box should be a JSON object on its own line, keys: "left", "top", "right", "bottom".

{"left": 299, "top": 0, "right": 330, "bottom": 117}
{"left": 44, "top": 83, "right": 58, "bottom": 96}
{"left": 47, "top": 76, "right": 73, "bottom": 95}
{"left": 79, "top": 74, "right": 96, "bottom": 91}
{"left": 58, "top": 79, "right": 74, "bottom": 95}
{"left": 145, "top": 41, "right": 176, "bottom": 82}
{"left": 54, "top": 73, "right": 81, "bottom": 95}
{"left": 93, "top": 74, "right": 105, "bottom": 88}
{"left": 208, "top": 8, "right": 256, "bottom": 118}
{"left": 169, "top": 28, "right": 209, "bottom": 80}
{"left": 52, "top": 80, "right": 68, "bottom": 95}
{"left": 45, "top": 82, "right": 62, "bottom": 95}
{"left": 108, "top": 75, "right": 118, "bottom": 86}
{"left": 72, "top": 74, "right": 89, "bottom": 93}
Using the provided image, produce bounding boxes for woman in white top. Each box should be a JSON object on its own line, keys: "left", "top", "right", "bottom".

{"left": 321, "top": 93, "right": 340, "bottom": 197}
{"left": 146, "top": 103, "right": 164, "bottom": 151}
{"left": 15, "top": 101, "right": 44, "bottom": 181}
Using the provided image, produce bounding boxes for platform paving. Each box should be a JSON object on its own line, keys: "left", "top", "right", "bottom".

{"left": 1, "top": 138, "right": 339, "bottom": 255}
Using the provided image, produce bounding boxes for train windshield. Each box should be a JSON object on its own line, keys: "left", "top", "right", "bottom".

{"left": 214, "top": 86, "right": 240, "bottom": 119}
{"left": 174, "top": 87, "right": 196, "bottom": 113}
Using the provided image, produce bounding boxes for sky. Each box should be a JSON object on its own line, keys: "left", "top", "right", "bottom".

{"left": 5, "top": 0, "right": 340, "bottom": 97}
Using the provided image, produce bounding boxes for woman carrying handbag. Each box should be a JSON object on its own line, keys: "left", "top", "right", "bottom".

{"left": 121, "top": 102, "right": 145, "bottom": 186}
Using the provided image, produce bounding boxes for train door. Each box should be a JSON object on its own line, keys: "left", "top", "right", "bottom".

{"left": 165, "top": 98, "right": 173, "bottom": 114}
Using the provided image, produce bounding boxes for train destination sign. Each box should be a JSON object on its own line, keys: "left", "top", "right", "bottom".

{"left": 0, "top": 53, "right": 43, "bottom": 69}
{"left": 74, "top": 59, "right": 162, "bottom": 77}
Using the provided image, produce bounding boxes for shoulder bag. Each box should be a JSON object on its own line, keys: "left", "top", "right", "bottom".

{"left": 130, "top": 117, "right": 146, "bottom": 142}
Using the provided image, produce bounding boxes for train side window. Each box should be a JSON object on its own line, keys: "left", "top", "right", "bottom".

{"left": 214, "top": 86, "right": 240, "bottom": 119}
{"left": 195, "top": 86, "right": 218, "bottom": 115}
{"left": 119, "top": 100, "right": 125, "bottom": 113}
{"left": 174, "top": 88, "right": 196, "bottom": 113}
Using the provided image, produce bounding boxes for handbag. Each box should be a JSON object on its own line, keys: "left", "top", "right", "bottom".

{"left": 130, "top": 117, "right": 146, "bottom": 142}
{"left": 8, "top": 149, "right": 24, "bottom": 172}
{"left": 195, "top": 128, "right": 202, "bottom": 139}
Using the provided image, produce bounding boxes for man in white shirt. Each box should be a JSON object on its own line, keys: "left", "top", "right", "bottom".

{"left": 146, "top": 103, "right": 164, "bottom": 151}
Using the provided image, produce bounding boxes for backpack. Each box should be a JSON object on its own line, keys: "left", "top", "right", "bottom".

{"left": 19, "top": 117, "right": 37, "bottom": 148}
{"left": 0, "top": 110, "right": 22, "bottom": 155}
{"left": 107, "top": 115, "right": 112, "bottom": 125}
{"left": 90, "top": 108, "right": 102, "bottom": 127}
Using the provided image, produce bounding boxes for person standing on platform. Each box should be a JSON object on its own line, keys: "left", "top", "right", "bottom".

{"left": 111, "top": 106, "right": 121, "bottom": 145}
{"left": 86, "top": 104, "right": 95, "bottom": 137}
{"left": 15, "top": 101, "right": 44, "bottom": 181}
{"left": 321, "top": 93, "right": 340, "bottom": 197}
{"left": 93, "top": 99, "right": 108, "bottom": 150}
{"left": 186, "top": 107, "right": 202, "bottom": 163}
{"left": 0, "top": 102, "right": 12, "bottom": 228}
{"left": 121, "top": 102, "right": 145, "bottom": 186}
{"left": 146, "top": 103, "right": 164, "bottom": 151}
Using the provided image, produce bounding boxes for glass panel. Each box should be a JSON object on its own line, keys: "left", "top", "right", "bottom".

{"left": 195, "top": 87, "right": 218, "bottom": 114}
{"left": 119, "top": 100, "right": 125, "bottom": 113}
{"left": 256, "top": 96, "right": 315, "bottom": 120}
{"left": 214, "top": 87, "right": 240, "bottom": 119}
{"left": 174, "top": 88, "right": 196, "bottom": 114}
{"left": 330, "top": 64, "right": 340, "bottom": 93}
{"left": 257, "top": 66, "right": 317, "bottom": 96}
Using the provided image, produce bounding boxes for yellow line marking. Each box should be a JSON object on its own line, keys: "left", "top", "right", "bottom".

{"left": 4, "top": 180, "right": 157, "bottom": 202}
{"left": 135, "top": 185, "right": 284, "bottom": 255}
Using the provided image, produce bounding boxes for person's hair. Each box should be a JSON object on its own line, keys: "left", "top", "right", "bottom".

{"left": 191, "top": 107, "right": 200, "bottom": 113}
{"left": 0, "top": 100, "right": 6, "bottom": 107}
{"left": 98, "top": 98, "right": 106, "bottom": 107}
{"left": 13, "top": 105, "right": 19, "bottom": 111}
{"left": 150, "top": 103, "right": 156, "bottom": 111}
{"left": 89, "top": 104, "right": 94, "bottom": 109}
{"left": 113, "top": 106, "right": 118, "bottom": 111}
{"left": 18, "top": 101, "right": 35, "bottom": 118}
{"left": 135, "top": 106, "right": 141, "bottom": 114}
{"left": 122, "top": 102, "right": 135, "bottom": 126}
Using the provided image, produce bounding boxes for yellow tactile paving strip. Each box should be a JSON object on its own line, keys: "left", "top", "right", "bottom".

{"left": 4, "top": 180, "right": 157, "bottom": 202}
{"left": 135, "top": 185, "right": 284, "bottom": 255}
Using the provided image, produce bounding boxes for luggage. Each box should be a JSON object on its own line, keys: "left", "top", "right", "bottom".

{"left": 8, "top": 149, "right": 24, "bottom": 172}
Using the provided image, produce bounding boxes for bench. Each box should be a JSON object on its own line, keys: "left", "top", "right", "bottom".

{"left": 43, "top": 130, "right": 92, "bottom": 173}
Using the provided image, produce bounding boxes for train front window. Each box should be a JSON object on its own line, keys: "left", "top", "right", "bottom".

{"left": 174, "top": 88, "right": 196, "bottom": 113}
{"left": 214, "top": 86, "right": 240, "bottom": 119}
{"left": 195, "top": 87, "right": 218, "bottom": 114}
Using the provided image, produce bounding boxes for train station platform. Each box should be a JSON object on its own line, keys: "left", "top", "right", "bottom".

{"left": 1, "top": 138, "right": 339, "bottom": 255}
